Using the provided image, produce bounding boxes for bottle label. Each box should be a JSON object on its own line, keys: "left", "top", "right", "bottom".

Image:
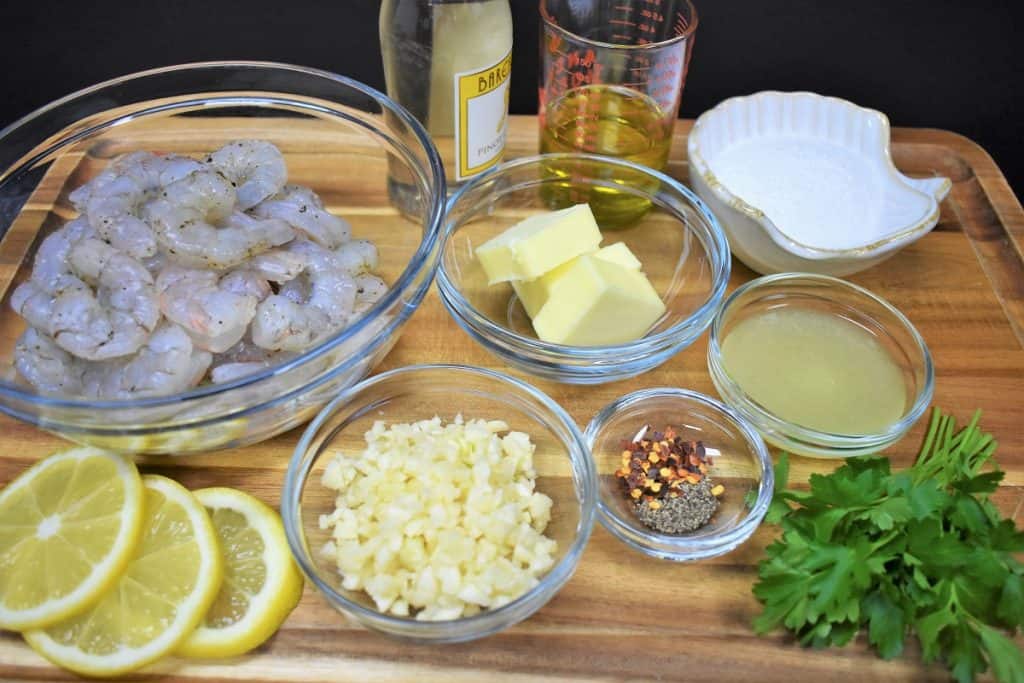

{"left": 454, "top": 49, "right": 512, "bottom": 181}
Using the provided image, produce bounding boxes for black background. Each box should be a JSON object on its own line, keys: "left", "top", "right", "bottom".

{"left": 1, "top": 1, "right": 1021, "bottom": 195}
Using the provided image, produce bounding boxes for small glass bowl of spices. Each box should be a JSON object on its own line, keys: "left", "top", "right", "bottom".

{"left": 584, "top": 388, "right": 773, "bottom": 561}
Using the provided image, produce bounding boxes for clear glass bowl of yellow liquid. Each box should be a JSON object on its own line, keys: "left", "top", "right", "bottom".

{"left": 707, "top": 273, "right": 934, "bottom": 458}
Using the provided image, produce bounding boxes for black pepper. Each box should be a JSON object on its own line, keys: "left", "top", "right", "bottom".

{"left": 637, "top": 477, "right": 719, "bottom": 534}
{"left": 614, "top": 424, "right": 725, "bottom": 535}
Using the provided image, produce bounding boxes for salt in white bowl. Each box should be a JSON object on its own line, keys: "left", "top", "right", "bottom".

{"left": 687, "top": 91, "right": 951, "bottom": 276}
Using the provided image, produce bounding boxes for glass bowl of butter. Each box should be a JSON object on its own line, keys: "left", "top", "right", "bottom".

{"left": 437, "top": 153, "right": 731, "bottom": 384}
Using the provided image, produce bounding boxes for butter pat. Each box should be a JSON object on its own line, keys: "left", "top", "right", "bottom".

{"left": 589, "top": 242, "right": 642, "bottom": 270}
{"left": 532, "top": 255, "right": 666, "bottom": 346}
{"left": 474, "top": 204, "right": 602, "bottom": 284}
{"left": 513, "top": 242, "right": 643, "bottom": 317}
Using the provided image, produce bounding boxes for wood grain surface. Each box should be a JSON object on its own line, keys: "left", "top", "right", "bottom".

{"left": 0, "top": 116, "right": 1022, "bottom": 681}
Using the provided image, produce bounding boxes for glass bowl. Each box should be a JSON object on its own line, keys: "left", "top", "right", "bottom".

{"left": 707, "top": 273, "right": 935, "bottom": 458}
{"left": 584, "top": 388, "right": 772, "bottom": 561}
{"left": 282, "top": 364, "right": 597, "bottom": 642}
{"left": 0, "top": 61, "right": 444, "bottom": 454}
{"left": 437, "top": 154, "right": 730, "bottom": 384}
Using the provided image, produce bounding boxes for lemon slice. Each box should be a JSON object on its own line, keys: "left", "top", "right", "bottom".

{"left": 177, "top": 487, "right": 303, "bottom": 658}
{"left": 24, "top": 475, "right": 223, "bottom": 677}
{"left": 0, "top": 447, "right": 143, "bottom": 631}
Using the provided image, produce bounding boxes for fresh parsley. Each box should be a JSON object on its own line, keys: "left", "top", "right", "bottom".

{"left": 753, "top": 408, "right": 1024, "bottom": 683}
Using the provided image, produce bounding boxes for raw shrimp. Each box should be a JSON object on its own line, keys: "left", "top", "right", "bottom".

{"left": 220, "top": 269, "right": 271, "bottom": 301}
{"left": 334, "top": 239, "right": 379, "bottom": 275}
{"left": 156, "top": 266, "right": 258, "bottom": 352}
{"left": 251, "top": 184, "right": 350, "bottom": 248}
{"left": 11, "top": 237, "right": 159, "bottom": 360}
{"left": 251, "top": 241, "right": 358, "bottom": 352}
{"left": 70, "top": 152, "right": 204, "bottom": 259}
{"left": 11, "top": 220, "right": 91, "bottom": 350}
{"left": 23, "top": 217, "right": 93, "bottom": 291}
{"left": 245, "top": 249, "right": 308, "bottom": 283}
{"left": 209, "top": 335, "right": 286, "bottom": 384}
{"left": 209, "top": 362, "right": 267, "bottom": 384}
{"left": 354, "top": 273, "right": 388, "bottom": 315}
{"left": 15, "top": 323, "right": 210, "bottom": 400}
{"left": 145, "top": 170, "right": 294, "bottom": 269}
{"left": 11, "top": 139, "right": 387, "bottom": 399}
{"left": 80, "top": 322, "right": 212, "bottom": 399}
{"left": 215, "top": 249, "right": 308, "bottom": 303}
{"left": 208, "top": 140, "right": 287, "bottom": 210}
{"left": 13, "top": 327, "right": 84, "bottom": 396}
{"left": 70, "top": 152, "right": 203, "bottom": 209}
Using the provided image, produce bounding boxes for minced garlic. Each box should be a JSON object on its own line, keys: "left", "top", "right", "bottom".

{"left": 319, "top": 415, "right": 556, "bottom": 621}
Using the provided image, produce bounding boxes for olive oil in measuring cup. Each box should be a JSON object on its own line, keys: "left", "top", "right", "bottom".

{"left": 538, "top": 0, "right": 698, "bottom": 226}
{"left": 540, "top": 85, "right": 672, "bottom": 226}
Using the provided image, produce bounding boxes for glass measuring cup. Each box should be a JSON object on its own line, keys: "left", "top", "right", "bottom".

{"left": 539, "top": 0, "right": 698, "bottom": 225}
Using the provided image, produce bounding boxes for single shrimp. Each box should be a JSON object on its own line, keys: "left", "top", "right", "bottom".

{"left": 353, "top": 273, "right": 388, "bottom": 315}
{"left": 13, "top": 327, "right": 84, "bottom": 396}
{"left": 251, "top": 240, "right": 358, "bottom": 352}
{"left": 269, "top": 240, "right": 375, "bottom": 306}
{"left": 70, "top": 152, "right": 204, "bottom": 259}
{"left": 24, "top": 218, "right": 93, "bottom": 291}
{"left": 245, "top": 248, "right": 308, "bottom": 283}
{"left": 11, "top": 238, "right": 160, "bottom": 360}
{"left": 145, "top": 169, "right": 294, "bottom": 269}
{"left": 219, "top": 269, "right": 271, "bottom": 301}
{"left": 251, "top": 184, "right": 350, "bottom": 248}
{"left": 334, "top": 239, "right": 379, "bottom": 275}
{"left": 207, "top": 140, "right": 287, "bottom": 210}
{"left": 209, "top": 334, "right": 287, "bottom": 384}
{"left": 80, "top": 322, "right": 212, "bottom": 399}
{"left": 12, "top": 219, "right": 94, "bottom": 329}
{"left": 155, "top": 266, "right": 259, "bottom": 353}
{"left": 215, "top": 248, "right": 309, "bottom": 303}
{"left": 209, "top": 362, "right": 268, "bottom": 384}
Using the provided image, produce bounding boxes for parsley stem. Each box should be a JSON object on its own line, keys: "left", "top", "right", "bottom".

{"left": 917, "top": 408, "right": 942, "bottom": 468}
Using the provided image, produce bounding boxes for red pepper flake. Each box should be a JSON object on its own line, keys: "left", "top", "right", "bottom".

{"left": 614, "top": 424, "right": 722, "bottom": 506}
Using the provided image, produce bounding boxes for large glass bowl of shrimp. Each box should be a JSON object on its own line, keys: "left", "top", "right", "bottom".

{"left": 0, "top": 62, "right": 444, "bottom": 454}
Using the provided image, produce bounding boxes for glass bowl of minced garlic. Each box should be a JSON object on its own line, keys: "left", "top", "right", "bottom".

{"left": 282, "top": 363, "right": 598, "bottom": 641}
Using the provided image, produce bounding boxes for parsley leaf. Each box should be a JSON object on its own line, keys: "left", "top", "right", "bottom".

{"left": 752, "top": 408, "right": 1024, "bottom": 682}
{"left": 864, "top": 589, "right": 907, "bottom": 659}
{"left": 978, "top": 625, "right": 1024, "bottom": 683}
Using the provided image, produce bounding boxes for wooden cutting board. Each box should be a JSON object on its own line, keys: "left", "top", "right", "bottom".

{"left": 0, "top": 116, "right": 1022, "bottom": 681}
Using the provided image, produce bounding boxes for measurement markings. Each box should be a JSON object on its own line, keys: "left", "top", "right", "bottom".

{"left": 609, "top": 19, "right": 636, "bottom": 26}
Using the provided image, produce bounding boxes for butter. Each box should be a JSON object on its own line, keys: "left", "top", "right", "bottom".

{"left": 474, "top": 204, "right": 602, "bottom": 284}
{"left": 513, "top": 242, "right": 643, "bottom": 317}
{"left": 531, "top": 255, "right": 666, "bottom": 346}
{"left": 590, "top": 242, "right": 642, "bottom": 270}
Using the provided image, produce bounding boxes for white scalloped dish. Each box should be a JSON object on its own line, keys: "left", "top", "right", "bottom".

{"left": 688, "top": 92, "right": 951, "bottom": 276}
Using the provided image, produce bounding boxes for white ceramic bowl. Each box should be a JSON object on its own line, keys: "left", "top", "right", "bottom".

{"left": 688, "top": 91, "right": 951, "bottom": 276}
